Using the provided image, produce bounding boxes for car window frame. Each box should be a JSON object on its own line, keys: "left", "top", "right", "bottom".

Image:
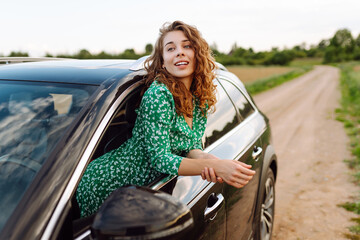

{"left": 217, "top": 76, "right": 257, "bottom": 115}
{"left": 203, "top": 75, "right": 259, "bottom": 154}
{"left": 218, "top": 77, "right": 255, "bottom": 121}
{"left": 202, "top": 78, "right": 241, "bottom": 148}
{"left": 43, "top": 76, "right": 147, "bottom": 239}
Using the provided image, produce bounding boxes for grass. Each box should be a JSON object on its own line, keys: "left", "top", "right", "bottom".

{"left": 226, "top": 65, "right": 298, "bottom": 83}
{"left": 335, "top": 61, "right": 360, "bottom": 238}
{"left": 244, "top": 67, "right": 311, "bottom": 95}
{"left": 289, "top": 57, "right": 323, "bottom": 67}
{"left": 225, "top": 58, "right": 318, "bottom": 95}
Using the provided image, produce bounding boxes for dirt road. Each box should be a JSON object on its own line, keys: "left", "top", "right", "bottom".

{"left": 253, "top": 66, "right": 358, "bottom": 239}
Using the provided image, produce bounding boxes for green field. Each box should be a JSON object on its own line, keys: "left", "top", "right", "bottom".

{"left": 225, "top": 58, "right": 316, "bottom": 95}
{"left": 226, "top": 65, "right": 298, "bottom": 83}
{"left": 335, "top": 62, "right": 360, "bottom": 238}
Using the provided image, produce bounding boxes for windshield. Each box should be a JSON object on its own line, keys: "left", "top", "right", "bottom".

{"left": 0, "top": 80, "right": 97, "bottom": 230}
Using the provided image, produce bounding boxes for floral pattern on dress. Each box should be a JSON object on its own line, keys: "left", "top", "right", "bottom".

{"left": 76, "top": 80, "right": 207, "bottom": 217}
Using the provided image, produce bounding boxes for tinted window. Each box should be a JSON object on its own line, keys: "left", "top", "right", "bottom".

{"left": 204, "top": 82, "right": 239, "bottom": 148}
{"left": 0, "top": 80, "right": 97, "bottom": 231}
{"left": 92, "top": 84, "right": 143, "bottom": 159}
{"left": 220, "top": 79, "right": 254, "bottom": 120}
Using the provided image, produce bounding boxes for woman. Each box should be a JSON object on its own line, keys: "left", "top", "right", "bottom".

{"left": 76, "top": 21, "right": 255, "bottom": 217}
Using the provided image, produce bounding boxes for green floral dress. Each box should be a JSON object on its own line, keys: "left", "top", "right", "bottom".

{"left": 76, "top": 80, "right": 207, "bottom": 217}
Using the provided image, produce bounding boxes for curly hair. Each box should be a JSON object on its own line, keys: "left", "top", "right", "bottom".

{"left": 144, "top": 21, "right": 217, "bottom": 117}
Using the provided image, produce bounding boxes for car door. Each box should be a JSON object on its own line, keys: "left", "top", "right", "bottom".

{"left": 154, "top": 174, "right": 226, "bottom": 240}
{"left": 204, "top": 77, "right": 263, "bottom": 240}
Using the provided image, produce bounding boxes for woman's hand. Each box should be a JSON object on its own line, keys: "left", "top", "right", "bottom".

{"left": 187, "top": 150, "right": 225, "bottom": 183}
{"left": 202, "top": 160, "right": 255, "bottom": 188}
{"left": 201, "top": 167, "right": 224, "bottom": 183}
{"left": 179, "top": 150, "right": 255, "bottom": 188}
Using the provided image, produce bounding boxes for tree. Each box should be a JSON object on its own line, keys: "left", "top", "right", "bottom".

{"left": 323, "top": 46, "right": 337, "bottom": 63}
{"left": 355, "top": 34, "right": 360, "bottom": 47}
{"left": 145, "top": 43, "right": 153, "bottom": 55}
{"left": 353, "top": 48, "right": 360, "bottom": 60}
{"left": 264, "top": 50, "right": 294, "bottom": 65}
{"left": 323, "top": 29, "right": 356, "bottom": 62}
{"left": 120, "top": 49, "right": 139, "bottom": 59}
{"left": 232, "top": 47, "right": 247, "bottom": 57}
{"left": 97, "top": 51, "right": 114, "bottom": 59}
{"left": 76, "top": 49, "right": 92, "bottom": 59}
{"left": 8, "top": 51, "right": 29, "bottom": 57}
{"left": 330, "top": 29, "right": 354, "bottom": 48}
{"left": 318, "top": 39, "right": 329, "bottom": 50}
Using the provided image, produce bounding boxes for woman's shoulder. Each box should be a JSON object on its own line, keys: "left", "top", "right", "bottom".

{"left": 144, "top": 80, "right": 172, "bottom": 99}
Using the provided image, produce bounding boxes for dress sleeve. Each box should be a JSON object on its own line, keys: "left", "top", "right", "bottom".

{"left": 186, "top": 99, "right": 206, "bottom": 153}
{"left": 190, "top": 138, "right": 203, "bottom": 151}
{"left": 139, "top": 85, "right": 183, "bottom": 175}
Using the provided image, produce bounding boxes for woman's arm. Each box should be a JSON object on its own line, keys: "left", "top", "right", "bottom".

{"left": 187, "top": 149, "right": 223, "bottom": 183}
{"left": 187, "top": 149, "right": 218, "bottom": 159}
{"left": 179, "top": 153, "right": 255, "bottom": 188}
{"left": 139, "top": 85, "right": 254, "bottom": 188}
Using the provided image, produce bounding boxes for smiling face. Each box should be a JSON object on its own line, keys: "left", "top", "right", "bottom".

{"left": 162, "top": 30, "right": 196, "bottom": 87}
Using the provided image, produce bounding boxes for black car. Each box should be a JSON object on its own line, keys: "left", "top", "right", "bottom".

{"left": 0, "top": 57, "right": 277, "bottom": 240}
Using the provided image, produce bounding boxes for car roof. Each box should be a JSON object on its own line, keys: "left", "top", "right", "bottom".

{"left": 0, "top": 58, "right": 248, "bottom": 95}
{"left": 0, "top": 59, "right": 140, "bottom": 85}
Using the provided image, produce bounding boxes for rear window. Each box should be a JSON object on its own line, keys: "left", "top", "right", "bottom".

{"left": 220, "top": 79, "right": 254, "bottom": 120}
{"left": 204, "top": 81, "right": 240, "bottom": 148}
{"left": 0, "top": 80, "right": 97, "bottom": 231}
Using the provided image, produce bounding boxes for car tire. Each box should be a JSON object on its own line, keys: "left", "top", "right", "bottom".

{"left": 254, "top": 168, "right": 275, "bottom": 240}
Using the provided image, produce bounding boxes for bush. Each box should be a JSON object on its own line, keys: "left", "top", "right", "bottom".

{"left": 264, "top": 51, "right": 294, "bottom": 65}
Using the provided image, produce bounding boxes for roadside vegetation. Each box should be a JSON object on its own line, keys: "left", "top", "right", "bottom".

{"left": 242, "top": 59, "right": 316, "bottom": 95}
{"left": 244, "top": 66, "right": 310, "bottom": 95}
{"left": 335, "top": 62, "right": 360, "bottom": 238}
{"left": 3, "top": 28, "right": 357, "bottom": 97}
{"left": 2, "top": 29, "right": 359, "bottom": 67}
{"left": 227, "top": 58, "right": 318, "bottom": 95}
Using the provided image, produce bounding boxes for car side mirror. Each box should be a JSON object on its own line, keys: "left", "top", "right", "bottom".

{"left": 91, "top": 186, "right": 194, "bottom": 240}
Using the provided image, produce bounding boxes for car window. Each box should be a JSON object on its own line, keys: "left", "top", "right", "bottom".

{"left": 92, "top": 83, "right": 143, "bottom": 159}
{"left": 219, "top": 79, "right": 254, "bottom": 120}
{"left": 0, "top": 80, "right": 97, "bottom": 231}
{"left": 204, "top": 81, "right": 240, "bottom": 148}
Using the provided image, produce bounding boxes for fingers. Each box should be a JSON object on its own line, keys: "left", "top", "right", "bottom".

{"left": 227, "top": 175, "right": 252, "bottom": 188}
{"left": 234, "top": 162, "right": 256, "bottom": 176}
{"left": 201, "top": 161, "right": 255, "bottom": 187}
{"left": 203, "top": 167, "right": 217, "bottom": 182}
{"left": 209, "top": 168, "right": 217, "bottom": 182}
{"left": 238, "top": 162, "right": 253, "bottom": 169}
{"left": 203, "top": 167, "right": 212, "bottom": 182}
{"left": 226, "top": 174, "right": 252, "bottom": 187}
{"left": 217, "top": 177, "right": 224, "bottom": 183}
{"left": 202, "top": 167, "right": 223, "bottom": 183}
{"left": 225, "top": 162, "right": 256, "bottom": 188}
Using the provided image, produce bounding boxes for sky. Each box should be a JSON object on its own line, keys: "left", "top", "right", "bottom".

{"left": 1, "top": 0, "right": 360, "bottom": 57}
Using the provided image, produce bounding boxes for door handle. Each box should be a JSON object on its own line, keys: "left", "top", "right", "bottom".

{"left": 252, "top": 146, "right": 262, "bottom": 161}
{"left": 204, "top": 193, "right": 224, "bottom": 221}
